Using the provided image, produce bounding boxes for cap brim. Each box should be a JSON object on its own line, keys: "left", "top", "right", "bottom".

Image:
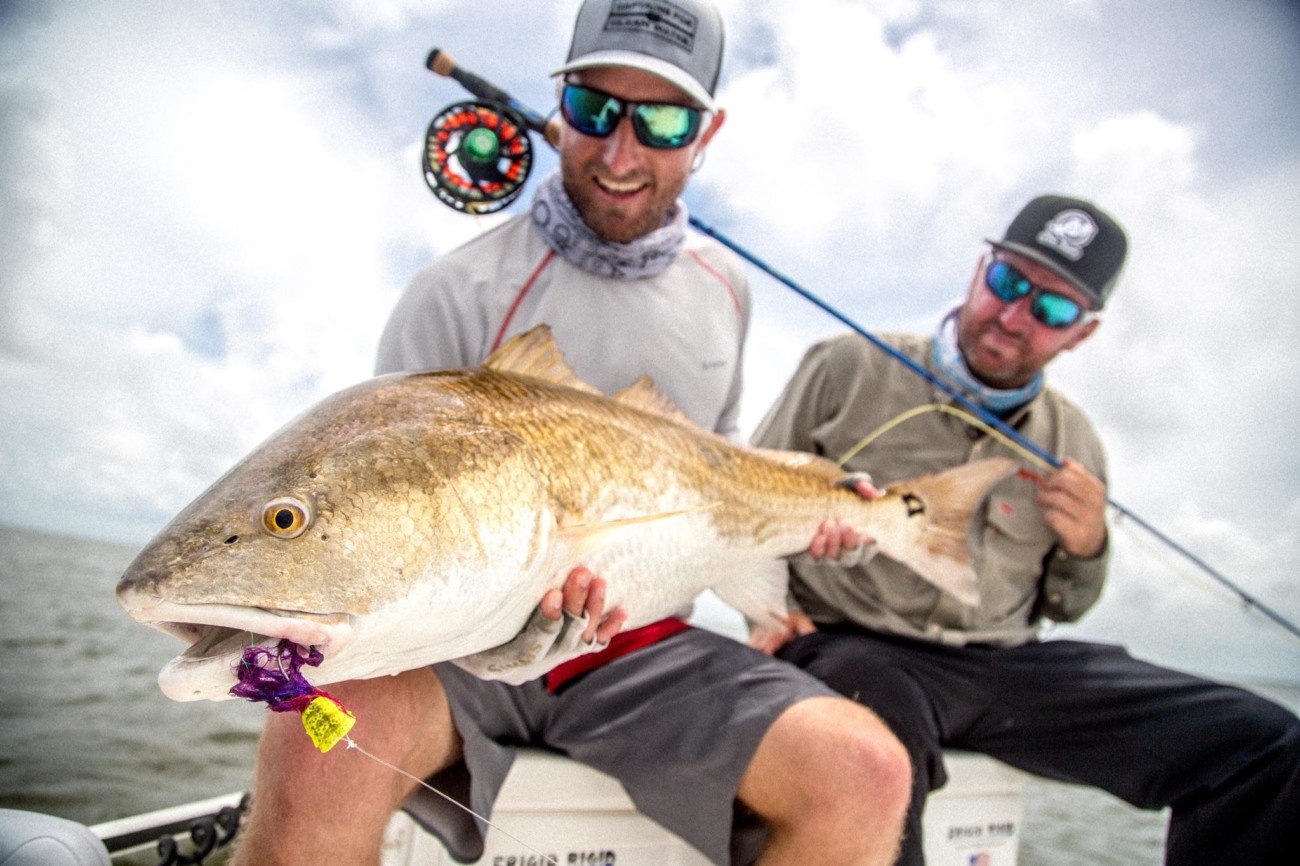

{"left": 553, "top": 50, "right": 718, "bottom": 112}
{"left": 986, "top": 239, "right": 1105, "bottom": 308}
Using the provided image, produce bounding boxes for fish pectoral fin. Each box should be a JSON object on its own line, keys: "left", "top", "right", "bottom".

{"left": 712, "top": 560, "right": 790, "bottom": 631}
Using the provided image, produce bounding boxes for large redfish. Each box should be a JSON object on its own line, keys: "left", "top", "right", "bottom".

{"left": 117, "top": 325, "right": 1012, "bottom": 701}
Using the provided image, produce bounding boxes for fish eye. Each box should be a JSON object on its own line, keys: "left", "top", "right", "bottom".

{"left": 260, "top": 497, "right": 313, "bottom": 539}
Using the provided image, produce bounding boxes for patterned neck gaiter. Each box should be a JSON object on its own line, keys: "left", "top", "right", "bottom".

{"left": 531, "top": 172, "right": 687, "bottom": 279}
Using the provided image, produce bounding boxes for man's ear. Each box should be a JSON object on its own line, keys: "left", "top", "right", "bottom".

{"left": 1064, "top": 317, "right": 1101, "bottom": 352}
{"left": 697, "top": 107, "right": 726, "bottom": 149}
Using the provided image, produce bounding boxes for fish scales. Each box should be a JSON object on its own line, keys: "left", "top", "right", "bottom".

{"left": 118, "top": 325, "right": 1014, "bottom": 701}
{"left": 436, "top": 367, "right": 853, "bottom": 545}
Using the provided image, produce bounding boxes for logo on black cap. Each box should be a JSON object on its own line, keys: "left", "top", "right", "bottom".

{"left": 986, "top": 194, "right": 1128, "bottom": 307}
{"left": 1036, "top": 209, "right": 1099, "bottom": 262}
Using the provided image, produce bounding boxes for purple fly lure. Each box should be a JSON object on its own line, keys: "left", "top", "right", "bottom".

{"left": 230, "top": 639, "right": 329, "bottom": 712}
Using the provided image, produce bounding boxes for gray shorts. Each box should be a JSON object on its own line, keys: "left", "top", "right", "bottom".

{"left": 401, "top": 627, "right": 835, "bottom": 865}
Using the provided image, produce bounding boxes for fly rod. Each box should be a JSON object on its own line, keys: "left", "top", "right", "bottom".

{"left": 423, "top": 48, "right": 1300, "bottom": 643}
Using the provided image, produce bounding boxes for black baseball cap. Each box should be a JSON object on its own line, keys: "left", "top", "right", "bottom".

{"left": 986, "top": 195, "right": 1128, "bottom": 308}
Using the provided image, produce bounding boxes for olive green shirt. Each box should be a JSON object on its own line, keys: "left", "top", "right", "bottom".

{"left": 752, "top": 332, "right": 1109, "bottom": 647}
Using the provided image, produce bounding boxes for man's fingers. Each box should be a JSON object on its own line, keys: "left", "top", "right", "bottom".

{"left": 748, "top": 625, "right": 787, "bottom": 655}
{"left": 561, "top": 566, "right": 594, "bottom": 617}
{"left": 561, "top": 568, "right": 625, "bottom": 643}
{"left": 788, "top": 611, "right": 817, "bottom": 637}
{"left": 558, "top": 567, "right": 629, "bottom": 643}
{"left": 835, "top": 471, "right": 880, "bottom": 500}
{"left": 809, "top": 520, "right": 832, "bottom": 559}
{"left": 810, "top": 519, "right": 868, "bottom": 562}
{"left": 591, "top": 607, "right": 628, "bottom": 644}
{"left": 539, "top": 588, "right": 565, "bottom": 621}
{"left": 1036, "top": 460, "right": 1108, "bottom": 559}
{"left": 749, "top": 613, "right": 818, "bottom": 655}
{"left": 582, "top": 576, "right": 607, "bottom": 622}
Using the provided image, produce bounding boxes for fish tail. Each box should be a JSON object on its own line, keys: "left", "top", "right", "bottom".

{"left": 863, "top": 458, "right": 1017, "bottom": 606}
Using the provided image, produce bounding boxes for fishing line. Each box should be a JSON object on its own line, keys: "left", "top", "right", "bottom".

{"left": 1114, "top": 512, "right": 1240, "bottom": 607}
{"left": 835, "top": 404, "right": 1055, "bottom": 472}
{"left": 690, "top": 217, "right": 1300, "bottom": 644}
{"left": 838, "top": 408, "right": 1300, "bottom": 646}
{"left": 342, "top": 736, "right": 560, "bottom": 866}
{"left": 1109, "top": 512, "right": 1299, "bottom": 645}
{"left": 420, "top": 54, "right": 1300, "bottom": 643}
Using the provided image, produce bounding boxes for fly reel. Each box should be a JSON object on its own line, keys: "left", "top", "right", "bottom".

{"left": 422, "top": 100, "right": 534, "bottom": 215}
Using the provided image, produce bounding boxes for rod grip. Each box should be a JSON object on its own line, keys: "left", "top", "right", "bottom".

{"left": 426, "top": 47, "right": 558, "bottom": 146}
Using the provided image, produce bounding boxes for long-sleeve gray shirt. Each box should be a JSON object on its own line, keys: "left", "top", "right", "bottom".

{"left": 376, "top": 211, "right": 750, "bottom": 439}
{"left": 752, "top": 331, "right": 1109, "bottom": 647}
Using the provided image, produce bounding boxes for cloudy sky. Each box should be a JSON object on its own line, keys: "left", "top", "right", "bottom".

{"left": 3, "top": 0, "right": 1298, "bottom": 682}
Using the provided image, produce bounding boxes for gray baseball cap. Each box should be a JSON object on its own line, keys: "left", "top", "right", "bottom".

{"left": 553, "top": 0, "right": 725, "bottom": 111}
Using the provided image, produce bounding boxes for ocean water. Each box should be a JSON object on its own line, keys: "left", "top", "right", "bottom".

{"left": 0, "top": 524, "right": 263, "bottom": 826}
{"left": 1, "top": 523, "right": 1296, "bottom": 864}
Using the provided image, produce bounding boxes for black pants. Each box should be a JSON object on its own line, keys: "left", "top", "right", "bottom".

{"left": 778, "top": 627, "right": 1300, "bottom": 866}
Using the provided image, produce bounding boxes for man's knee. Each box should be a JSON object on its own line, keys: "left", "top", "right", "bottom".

{"left": 738, "top": 697, "right": 910, "bottom": 864}
{"left": 809, "top": 698, "right": 912, "bottom": 815}
{"left": 743, "top": 696, "right": 911, "bottom": 822}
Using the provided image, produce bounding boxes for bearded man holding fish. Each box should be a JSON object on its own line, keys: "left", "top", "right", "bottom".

{"left": 752, "top": 195, "right": 1300, "bottom": 865}
{"left": 229, "top": 1, "right": 913, "bottom": 864}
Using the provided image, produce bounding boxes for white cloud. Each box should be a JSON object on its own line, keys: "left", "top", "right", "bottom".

{"left": 2, "top": 0, "right": 1297, "bottom": 680}
{"left": 706, "top": 1, "right": 1030, "bottom": 245}
{"left": 1072, "top": 110, "right": 1200, "bottom": 199}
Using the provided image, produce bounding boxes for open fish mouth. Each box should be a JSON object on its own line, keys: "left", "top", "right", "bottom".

{"left": 121, "top": 596, "right": 352, "bottom": 701}
{"left": 124, "top": 596, "right": 350, "bottom": 649}
{"left": 179, "top": 623, "right": 270, "bottom": 660}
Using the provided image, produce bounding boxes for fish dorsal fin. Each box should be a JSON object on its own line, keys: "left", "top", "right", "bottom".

{"left": 612, "top": 376, "right": 695, "bottom": 426}
{"left": 484, "top": 325, "right": 601, "bottom": 395}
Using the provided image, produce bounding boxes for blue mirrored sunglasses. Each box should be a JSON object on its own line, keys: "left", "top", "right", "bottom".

{"left": 559, "top": 83, "right": 703, "bottom": 150}
{"left": 984, "top": 259, "right": 1092, "bottom": 329}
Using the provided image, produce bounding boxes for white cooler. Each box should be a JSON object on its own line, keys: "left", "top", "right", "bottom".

{"left": 382, "top": 748, "right": 1026, "bottom": 866}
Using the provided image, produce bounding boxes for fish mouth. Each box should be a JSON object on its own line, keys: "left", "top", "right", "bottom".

{"left": 123, "top": 596, "right": 352, "bottom": 702}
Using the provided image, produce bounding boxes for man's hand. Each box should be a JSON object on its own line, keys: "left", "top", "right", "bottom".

{"left": 1035, "top": 458, "right": 1108, "bottom": 559}
{"left": 808, "top": 519, "right": 873, "bottom": 563}
{"left": 451, "top": 566, "right": 629, "bottom": 684}
{"left": 808, "top": 472, "right": 881, "bottom": 564}
{"left": 754, "top": 473, "right": 882, "bottom": 655}
{"left": 539, "top": 566, "right": 629, "bottom": 645}
{"left": 749, "top": 612, "right": 817, "bottom": 655}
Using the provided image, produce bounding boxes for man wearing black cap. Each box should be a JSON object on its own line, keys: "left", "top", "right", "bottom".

{"left": 752, "top": 195, "right": 1300, "bottom": 864}
{"left": 231, "top": 2, "right": 913, "bottom": 865}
